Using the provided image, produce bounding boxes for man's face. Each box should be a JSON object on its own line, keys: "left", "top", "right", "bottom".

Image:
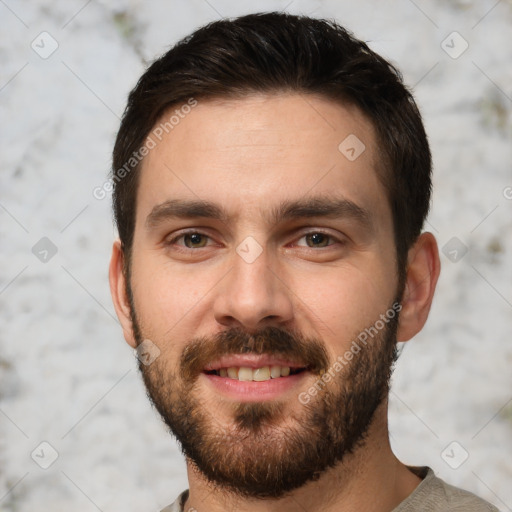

{"left": 126, "top": 94, "right": 401, "bottom": 497}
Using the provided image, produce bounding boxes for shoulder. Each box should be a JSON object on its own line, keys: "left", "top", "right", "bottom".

{"left": 395, "top": 467, "right": 500, "bottom": 512}
{"left": 436, "top": 478, "right": 500, "bottom": 511}
{"left": 160, "top": 489, "right": 189, "bottom": 512}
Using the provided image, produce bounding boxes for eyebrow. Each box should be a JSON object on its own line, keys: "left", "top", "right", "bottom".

{"left": 145, "top": 196, "right": 373, "bottom": 230}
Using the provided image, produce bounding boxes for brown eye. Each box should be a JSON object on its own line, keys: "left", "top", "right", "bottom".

{"left": 305, "top": 232, "right": 331, "bottom": 248}
{"left": 183, "top": 233, "right": 208, "bottom": 248}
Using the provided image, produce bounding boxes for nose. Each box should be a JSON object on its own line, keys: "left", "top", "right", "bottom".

{"left": 212, "top": 247, "right": 294, "bottom": 332}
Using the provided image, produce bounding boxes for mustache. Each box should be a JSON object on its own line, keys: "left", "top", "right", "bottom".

{"left": 180, "top": 326, "right": 330, "bottom": 382}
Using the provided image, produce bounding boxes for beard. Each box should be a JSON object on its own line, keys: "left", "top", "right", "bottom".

{"left": 128, "top": 286, "right": 400, "bottom": 500}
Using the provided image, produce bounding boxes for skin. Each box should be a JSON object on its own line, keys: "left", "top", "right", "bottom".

{"left": 109, "top": 93, "right": 440, "bottom": 511}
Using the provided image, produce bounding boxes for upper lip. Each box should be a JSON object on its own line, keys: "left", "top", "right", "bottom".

{"left": 203, "top": 354, "right": 307, "bottom": 371}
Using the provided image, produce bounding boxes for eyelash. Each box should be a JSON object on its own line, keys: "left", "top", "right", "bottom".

{"left": 165, "top": 229, "right": 343, "bottom": 250}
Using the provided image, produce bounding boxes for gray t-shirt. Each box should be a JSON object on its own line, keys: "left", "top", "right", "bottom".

{"left": 160, "top": 467, "right": 499, "bottom": 511}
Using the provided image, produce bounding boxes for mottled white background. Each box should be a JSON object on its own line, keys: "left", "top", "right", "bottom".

{"left": 1, "top": 0, "right": 511, "bottom": 510}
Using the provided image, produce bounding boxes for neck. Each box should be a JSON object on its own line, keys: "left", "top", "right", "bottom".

{"left": 183, "top": 403, "right": 421, "bottom": 512}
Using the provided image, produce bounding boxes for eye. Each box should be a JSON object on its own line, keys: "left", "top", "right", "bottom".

{"left": 167, "top": 231, "right": 211, "bottom": 249}
{"left": 296, "top": 231, "right": 338, "bottom": 248}
{"left": 304, "top": 232, "right": 330, "bottom": 248}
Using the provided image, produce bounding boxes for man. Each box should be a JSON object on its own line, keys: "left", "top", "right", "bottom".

{"left": 108, "top": 12, "right": 498, "bottom": 512}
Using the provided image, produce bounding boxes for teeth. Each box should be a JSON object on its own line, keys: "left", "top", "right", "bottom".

{"left": 215, "top": 365, "right": 296, "bottom": 381}
{"left": 253, "top": 366, "right": 270, "bottom": 381}
{"left": 270, "top": 365, "right": 281, "bottom": 378}
{"left": 238, "top": 367, "right": 253, "bottom": 381}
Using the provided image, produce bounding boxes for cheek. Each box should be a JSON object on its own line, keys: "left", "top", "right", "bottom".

{"left": 130, "top": 261, "right": 181, "bottom": 334}
{"left": 129, "top": 255, "right": 219, "bottom": 345}
{"left": 285, "top": 261, "right": 396, "bottom": 353}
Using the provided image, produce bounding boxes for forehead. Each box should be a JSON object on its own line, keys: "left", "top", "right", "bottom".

{"left": 135, "top": 93, "right": 390, "bottom": 229}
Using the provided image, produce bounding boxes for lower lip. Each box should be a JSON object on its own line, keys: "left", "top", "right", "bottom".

{"left": 201, "top": 372, "right": 309, "bottom": 402}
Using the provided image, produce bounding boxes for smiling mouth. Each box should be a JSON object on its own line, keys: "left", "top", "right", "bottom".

{"left": 204, "top": 365, "right": 308, "bottom": 382}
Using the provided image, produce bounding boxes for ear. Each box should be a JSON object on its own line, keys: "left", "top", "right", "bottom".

{"left": 397, "top": 232, "right": 441, "bottom": 342}
{"left": 109, "top": 239, "right": 137, "bottom": 348}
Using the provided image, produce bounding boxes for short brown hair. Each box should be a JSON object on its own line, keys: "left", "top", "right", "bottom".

{"left": 112, "top": 12, "right": 431, "bottom": 275}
